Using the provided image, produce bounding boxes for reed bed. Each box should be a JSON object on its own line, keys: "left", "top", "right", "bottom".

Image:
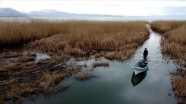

{"left": 0, "top": 20, "right": 149, "bottom": 103}
{"left": 151, "top": 20, "right": 186, "bottom": 104}
{"left": 172, "top": 76, "right": 186, "bottom": 104}
{"left": 27, "top": 20, "right": 149, "bottom": 61}
{"left": 76, "top": 71, "right": 96, "bottom": 80}
{"left": 0, "top": 20, "right": 149, "bottom": 46}
{"left": 92, "top": 62, "right": 109, "bottom": 68}
{"left": 151, "top": 20, "right": 186, "bottom": 66}
{"left": 151, "top": 20, "right": 186, "bottom": 33}
{"left": 0, "top": 19, "right": 56, "bottom": 45}
{"left": 0, "top": 51, "right": 81, "bottom": 103}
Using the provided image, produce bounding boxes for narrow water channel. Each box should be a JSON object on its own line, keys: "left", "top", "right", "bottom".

{"left": 24, "top": 27, "right": 177, "bottom": 104}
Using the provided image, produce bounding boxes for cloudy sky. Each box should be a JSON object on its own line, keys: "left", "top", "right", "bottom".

{"left": 1, "top": 0, "right": 186, "bottom": 16}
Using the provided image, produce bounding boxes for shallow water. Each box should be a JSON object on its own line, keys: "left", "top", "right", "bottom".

{"left": 1, "top": 16, "right": 186, "bottom": 22}
{"left": 22, "top": 26, "right": 178, "bottom": 104}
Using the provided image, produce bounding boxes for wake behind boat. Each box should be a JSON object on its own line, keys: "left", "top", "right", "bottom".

{"left": 132, "top": 59, "right": 148, "bottom": 75}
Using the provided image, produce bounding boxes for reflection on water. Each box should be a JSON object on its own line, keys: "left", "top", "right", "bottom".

{"left": 131, "top": 70, "right": 147, "bottom": 86}
{"left": 34, "top": 53, "right": 51, "bottom": 63}
{"left": 22, "top": 26, "right": 178, "bottom": 104}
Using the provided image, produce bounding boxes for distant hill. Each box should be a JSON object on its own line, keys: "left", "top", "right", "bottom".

{"left": 0, "top": 8, "right": 119, "bottom": 17}
{"left": 28, "top": 9, "right": 118, "bottom": 17}
{"left": 0, "top": 8, "right": 27, "bottom": 17}
{"left": 28, "top": 9, "right": 77, "bottom": 17}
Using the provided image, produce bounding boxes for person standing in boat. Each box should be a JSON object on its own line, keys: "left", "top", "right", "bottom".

{"left": 143, "top": 48, "right": 148, "bottom": 60}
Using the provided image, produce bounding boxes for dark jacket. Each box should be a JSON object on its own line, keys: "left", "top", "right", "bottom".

{"left": 143, "top": 49, "right": 148, "bottom": 56}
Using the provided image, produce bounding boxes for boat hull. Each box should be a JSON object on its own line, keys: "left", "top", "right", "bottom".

{"left": 132, "top": 59, "right": 148, "bottom": 75}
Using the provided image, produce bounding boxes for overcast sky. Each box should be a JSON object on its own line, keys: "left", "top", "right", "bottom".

{"left": 1, "top": 0, "right": 186, "bottom": 16}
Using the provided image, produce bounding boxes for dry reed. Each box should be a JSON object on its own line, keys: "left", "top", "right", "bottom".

{"left": 151, "top": 20, "right": 186, "bottom": 65}
{"left": 0, "top": 20, "right": 148, "bottom": 45}
{"left": 92, "top": 62, "right": 109, "bottom": 68}
{"left": 76, "top": 71, "right": 96, "bottom": 80}
{"left": 52, "top": 82, "right": 70, "bottom": 92}
{"left": 172, "top": 77, "right": 186, "bottom": 104}
{"left": 51, "top": 53, "right": 70, "bottom": 62}
{"left": 27, "top": 20, "right": 149, "bottom": 61}
{"left": 0, "top": 51, "right": 82, "bottom": 103}
{"left": 0, "top": 19, "right": 63, "bottom": 45}
{"left": 151, "top": 20, "right": 186, "bottom": 104}
{"left": 0, "top": 20, "right": 150, "bottom": 103}
{"left": 151, "top": 20, "right": 186, "bottom": 33}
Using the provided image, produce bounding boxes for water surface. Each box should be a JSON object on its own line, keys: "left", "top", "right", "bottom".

{"left": 1, "top": 16, "right": 186, "bottom": 22}
{"left": 23, "top": 26, "right": 177, "bottom": 104}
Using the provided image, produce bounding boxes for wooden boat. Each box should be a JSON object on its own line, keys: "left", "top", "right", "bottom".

{"left": 132, "top": 59, "right": 148, "bottom": 75}
{"left": 131, "top": 70, "right": 147, "bottom": 86}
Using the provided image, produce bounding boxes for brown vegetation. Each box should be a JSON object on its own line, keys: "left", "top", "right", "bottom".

{"left": 151, "top": 20, "right": 186, "bottom": 66}
{"left": 27, "top": 20, "right": 149, "bottom": 61}
{"left": 50, "top": 52, "right": 70, "bottom": 62}
{"left": 151, "top": 20, "right": 186, "bottom": 34}
{"left": 92, "top": 62, "right": 109, "bottom": 68}
{"left": 0, "top": 20, "right": 149, "bottom": 46}
{"left": 151, "top": 20, "right": 186, "bottom": 104}
{"left": 0, "top": 19, "right": 58, "bottom": 45}
{"left": 172, "top": 76, "right": 186, "bottom": 104}
{"left": 0, "top": 20, "right": 149, "bottom": 61}
{"left": 0, "top": 51, "right": 81, "bottom": 103}
{"left": 76, "top": 71, "right": 96, "bottom": 80}
{"left": 0, "top": 20, "right": 150, "bottom": 103}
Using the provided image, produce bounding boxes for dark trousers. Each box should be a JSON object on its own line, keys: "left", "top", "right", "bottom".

{"left": 143, "top": 55, "right": 147, "bottom": 60}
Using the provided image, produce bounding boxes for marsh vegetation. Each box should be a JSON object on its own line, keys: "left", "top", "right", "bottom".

{"left": 151, "top": 20, "right": 186, "bottom": 104}
{"left": 0, "top": 51, "right": 80, "bottom": 103}
{"left": 0, "top": 19, "right": 150, "bottom": 103}
{"left": 1, "top": 19, "right": 185, "bottom": 104}
{"left": 27, "top": 20, "right": 149, "bottom": 60}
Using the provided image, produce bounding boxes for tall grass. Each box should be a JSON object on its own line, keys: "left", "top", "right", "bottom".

{"left": 27, "top": 20, "right": 149, "bottom": 60}
{"left": 0, "top": 19, "right": 149, "bottom": 46}
{"left": 0, "top": 19, "right": 86, "bottom": 45}
{"left": 151, "top": 21, "right": 186, "bottom": 66}
{"left": 151, "top": 20, "right": 186, "bottom": 33}
{"left": 172, "top": 76, "right": 186, "bottom": 104}
{"left": 151, "top": 20, "right": 186, "bottom": 104}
